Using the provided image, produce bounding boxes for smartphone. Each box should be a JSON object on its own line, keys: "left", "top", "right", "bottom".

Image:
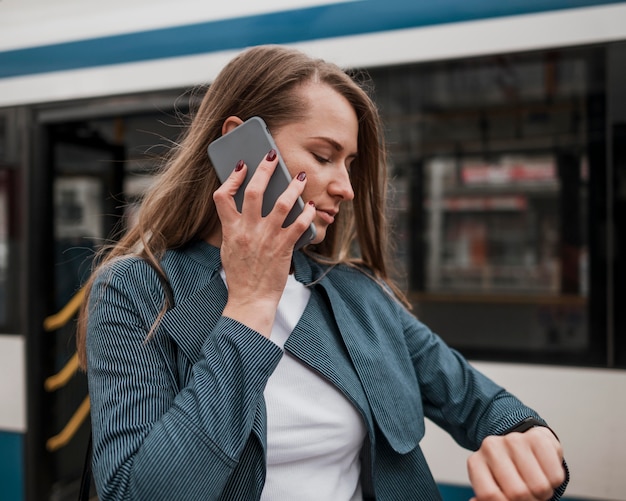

{"left": 207, "top": 116, "right": 316, "bottom": 250}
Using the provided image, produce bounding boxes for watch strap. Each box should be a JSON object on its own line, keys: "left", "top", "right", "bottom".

{"left": 503, "top": 416, "right": 559, "bottom": 441}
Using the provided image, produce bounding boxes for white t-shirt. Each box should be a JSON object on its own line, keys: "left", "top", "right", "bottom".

{"left": 221, "top": 271, "right": 366, "bottom": 500}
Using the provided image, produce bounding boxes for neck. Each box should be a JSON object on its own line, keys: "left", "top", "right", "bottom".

{"left": 205, "top": 229, "right": 222, "bottom": 248}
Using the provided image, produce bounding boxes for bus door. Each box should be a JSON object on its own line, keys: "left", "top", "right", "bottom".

{"left": 40, "top": 120, "right": 124, "bottom": 499}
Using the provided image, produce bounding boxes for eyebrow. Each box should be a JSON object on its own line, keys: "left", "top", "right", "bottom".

{"left": 312, "top": 136, "right": 358, "bottom": 158}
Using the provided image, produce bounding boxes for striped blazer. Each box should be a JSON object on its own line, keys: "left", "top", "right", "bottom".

{"left": 86, "top": 240, "right": 566, "bottom": 500}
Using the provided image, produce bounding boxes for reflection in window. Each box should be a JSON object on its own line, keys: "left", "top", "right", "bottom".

{"left": 424, "top": 154, "right": 585, "bottom": 296}
{"left": 370, "top": 47, "right": 596, "bottom": 360}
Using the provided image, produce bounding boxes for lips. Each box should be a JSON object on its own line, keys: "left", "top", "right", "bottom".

{"left": 316, "top": 208, "right": 337, "bottom": 224}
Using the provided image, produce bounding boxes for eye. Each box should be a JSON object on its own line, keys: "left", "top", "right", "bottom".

{"left": 312, "top": 153, "right": 331, "bottom": 164}
{"left": 346, "top": 157, "right": 356, "bottom": 174}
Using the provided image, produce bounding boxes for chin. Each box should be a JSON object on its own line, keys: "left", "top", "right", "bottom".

{"left": 310, "top": 227, "right": 327, "bottom": 245}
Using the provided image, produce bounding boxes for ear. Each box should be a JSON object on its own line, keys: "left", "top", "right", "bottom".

{"left": 222, "top": 116, "right": 244, "bottom": 135}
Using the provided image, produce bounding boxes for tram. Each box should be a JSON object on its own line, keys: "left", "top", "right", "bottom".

{"left": 1, "top": 1, "right": 625, "bottom": 499}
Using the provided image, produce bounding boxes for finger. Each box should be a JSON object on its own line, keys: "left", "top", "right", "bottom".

{"left": 213, "top": 159, "right": 247, "bottom": 221}
{"left": 241, "top": 149, "right": 279, "bottom": 215}
{"left": 527, "top": 428, "right": 566, "bottom": 490}
{"left": 470, "top": 434, "right": 544, "bottom": 501}
{"left": 284, "top": 199, "right": 316, "bottom": 245}
{"left": 266, "top": 170, "right": 308, "bottom": 226}
{"left": 507, "top": 434, "right": 556, "bottom": 500}
{"left": 265, "top": 170, "right": 317, "bottom": 246}
{"left": 467, "top": 449, "right": 507, "bottom": 501}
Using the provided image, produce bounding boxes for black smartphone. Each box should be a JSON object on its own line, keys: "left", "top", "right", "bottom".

{"left": 207, "top": 116, "right": 316, "bottom": 250}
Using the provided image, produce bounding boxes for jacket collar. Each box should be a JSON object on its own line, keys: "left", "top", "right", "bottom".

{"left": 185, "top": 239, "right": 223, "bottom": 278}
{"left": 291, "top": 251, "right": 423, "bottom": 454}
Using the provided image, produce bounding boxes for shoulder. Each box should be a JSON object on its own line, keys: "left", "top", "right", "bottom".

{"left": 160, "top": 244, "right": 219, "bottom": 302}
{"left": 90, "top": 242, "right": 218, "bottom": 308}
{"left": 326, "top": 261, "right": 396, "bottom": 298}
{"left": 86, "top": 256, "right": 167, "bottom": 317}
{"left": 319, "top": 262, "right": 410, "bottom": 323}
{"left": 92, "top": 255, "right": 160, "bottom": 290}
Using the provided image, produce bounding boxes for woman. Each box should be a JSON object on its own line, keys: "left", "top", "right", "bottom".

{"left": 77, "top": 45, "right": 568, "bottom": 500}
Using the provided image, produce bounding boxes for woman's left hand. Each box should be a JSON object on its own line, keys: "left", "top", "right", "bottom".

{"left": 467, "top": 426, "right": 566, "bottom": 500}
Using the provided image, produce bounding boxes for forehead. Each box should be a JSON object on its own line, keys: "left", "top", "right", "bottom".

{"left": 292, "top": 83, "right": 359, "bottom": 145}
{"left": 297, "top": 82, "right": 354, "bottom": 114}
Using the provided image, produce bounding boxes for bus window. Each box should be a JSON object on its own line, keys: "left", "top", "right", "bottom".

{"left": 371, "top": 45, "right": 607, "bottom": 365}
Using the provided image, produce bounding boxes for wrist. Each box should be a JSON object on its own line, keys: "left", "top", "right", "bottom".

{"left": 503, "top": 416, "right": 560, "bottom": 441}
{"left": 222, "top": 298, "right": 278, "bottom": 338}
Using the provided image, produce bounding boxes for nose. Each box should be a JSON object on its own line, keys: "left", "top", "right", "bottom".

{"left": 329, "top": 167, "right": 355, "bottom": 201}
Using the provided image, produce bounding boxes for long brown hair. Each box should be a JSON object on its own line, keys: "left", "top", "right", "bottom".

{"left": 76, "top": 45, "right": 404, "bottom": 368}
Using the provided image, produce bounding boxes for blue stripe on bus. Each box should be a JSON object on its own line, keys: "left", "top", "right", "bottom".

{"left": 0, "top": 431, "right": 24, "bottom": 501}
{"left": 0, "top": 0, "right": 623, "bottom": 79}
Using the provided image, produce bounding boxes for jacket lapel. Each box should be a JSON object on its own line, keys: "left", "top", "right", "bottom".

{"left": 284, "top": 288, "right": 374, "bottom": 436}
{"left": 159, "top": 273, "right": 228, "bottom": 363}
{"left": 292, "top": 252, "right": 424, "bottom": 454}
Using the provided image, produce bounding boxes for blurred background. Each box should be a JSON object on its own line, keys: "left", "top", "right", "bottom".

{"left": 0, "top": 1, "right": 625, "bottom": 499}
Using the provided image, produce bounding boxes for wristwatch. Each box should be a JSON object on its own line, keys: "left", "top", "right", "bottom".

{"left": 504, "top": 416, "right": 559, "bottom": 440}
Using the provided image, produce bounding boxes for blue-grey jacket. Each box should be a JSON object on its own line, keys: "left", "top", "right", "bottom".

{"left": 86, "top": 240, "right": 565, "bottom": 500}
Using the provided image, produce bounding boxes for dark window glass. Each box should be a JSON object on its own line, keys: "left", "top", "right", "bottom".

{"left": 0, "top": 168, "right": 18, "bottom": 332}
{"left": 609, "top": 42, "right": 626, "bottom": 368}
{"left": 0, "top": 114, "right": 6, "bottom": 162}
{"left": 369, "top": 44, "right": 620, "bottom": 366}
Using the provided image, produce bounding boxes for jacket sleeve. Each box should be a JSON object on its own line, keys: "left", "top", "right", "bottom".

{"left": 398, "top": 305, "right": 569, "bottom": 499}
{"left": 86, "top": 262, "right": 282, "bottom": 500}
{"left": 399, "top": 304, "right": 548, "bottom": 447}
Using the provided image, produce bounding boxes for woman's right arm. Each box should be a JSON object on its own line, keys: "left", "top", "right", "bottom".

{"left": 86, "top": 264, "right": 283, "bottom": 500}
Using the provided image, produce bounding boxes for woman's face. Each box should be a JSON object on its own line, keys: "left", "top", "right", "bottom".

{"left": 273, "top": 83, "right": 358, "bottom": 245}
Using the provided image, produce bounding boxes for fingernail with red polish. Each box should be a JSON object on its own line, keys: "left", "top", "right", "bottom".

{"left": 308, "top": 200, "right": 315, "bottom": 207}
{"left": 297, "top": 171, "right": 306, "bottom": 181}
{"left": 266, "top": 149, "right": 277, "bottom": 161}
{"left": 235, "top": 159, "right": 244, "bottom": 172}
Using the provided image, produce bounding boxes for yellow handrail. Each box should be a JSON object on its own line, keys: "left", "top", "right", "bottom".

{"left": 43, "top": 288, "right": 85, "bottom": 332}
{"left": 46, "top": 396, "right": 91, "bottom": 452}
{"left": 43, "top": 287, "right": 90, "bottom": 451}
{"left": 45, "top": 353, "right": 80, "bottom": 392}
